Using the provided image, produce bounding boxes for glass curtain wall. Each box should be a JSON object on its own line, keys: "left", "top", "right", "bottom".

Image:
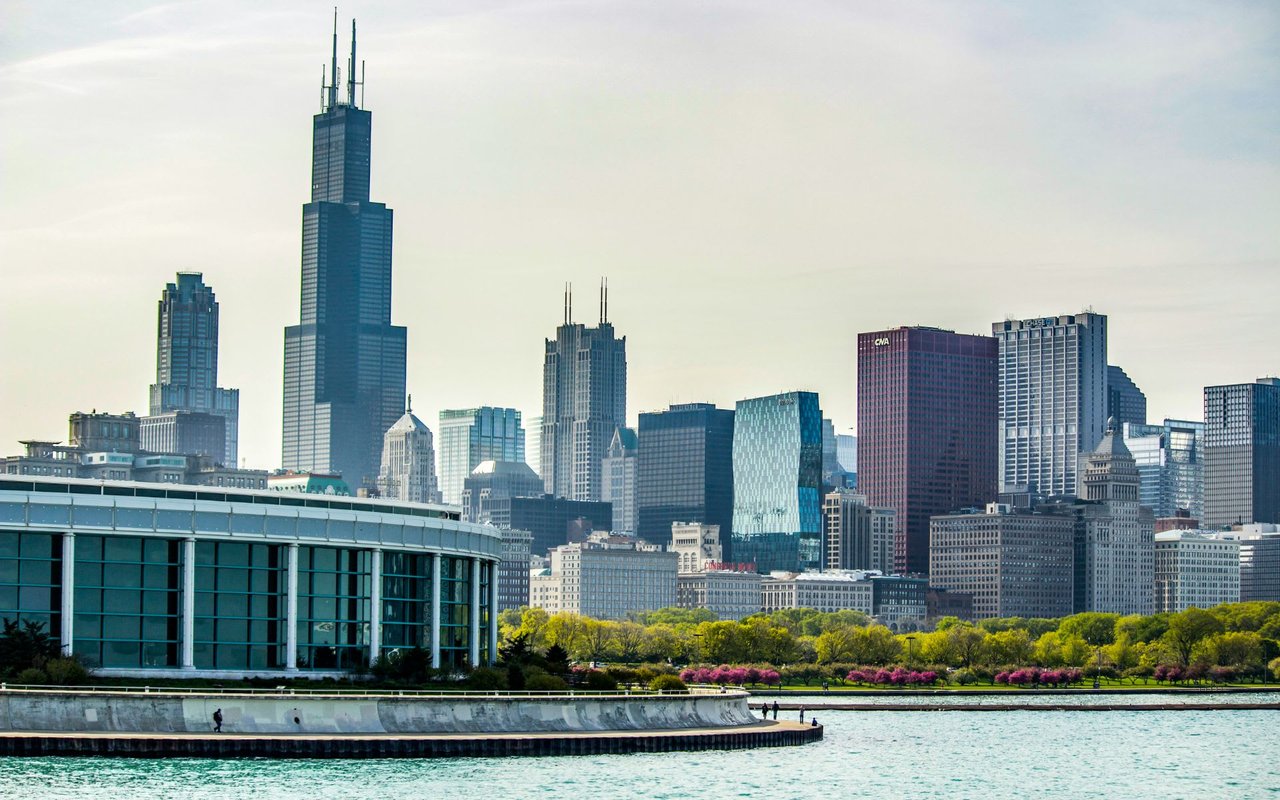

{"left": 194, "top": 542, "right": 286, "bottom": 670}
{"left": 439, "top": 556, "right": 471, "bottom": 669}
{"left": 73, "top": 535, "right": 181, "bottom": 668}
{"left": 297, "top": 546, "right": 369, "bottom": 669}
{"left": 380, "top": 552, "right": 432, "bottom": 653}
{"left": 0, "top": 532, "right": 61, "bottom": 635}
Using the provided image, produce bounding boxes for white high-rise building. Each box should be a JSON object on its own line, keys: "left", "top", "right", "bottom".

{"left": 376, "top": 406, "right": 442, "bottom": 504}
{"left": 1154, "top": 530, "right": 1240, "bottom": 612}
{"left": 993, "top": 312, "right": 1108, "bottom": 497}
{"left": 600, "top": 427, "right": 637, "bottom": 534}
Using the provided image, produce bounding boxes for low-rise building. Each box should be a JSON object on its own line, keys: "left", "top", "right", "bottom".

{"left": 676, "top": 569, "right": 763, "bottom": 621}
{"left": 1153, "top": 531, "right": 1240, "bottom": 612}
{"left": 670, "top": 522, "right": 722, "bottom": 574}
{"left": 1206, "top": 524, "right": 1280, "bottom": 602}
{"left": 529, "top": 534, "right": 677, "bottom": 619}
{"left": 871, "top": 575, "right": 928, "bottom": 629}
{"left": 760, "top": 570, "right": 874, "bottom": 615}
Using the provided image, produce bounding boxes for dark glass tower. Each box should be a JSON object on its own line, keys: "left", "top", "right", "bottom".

{"left": 1204, "top": 378, "right": 1280, "bottom": 528}
{"left": 636, "top": 403, "right": 735, "bottom": 546}
{"left": 283, "top": 19, "right": 406, "bottom": 491}
{"left": 147, "top": 272, "right": 240, "bottom": 465}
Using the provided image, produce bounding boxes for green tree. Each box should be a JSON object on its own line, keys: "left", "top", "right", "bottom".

{"left": 1116, "top": 612, "right": 1170, "bottom": 643}
{"left": 983, "top": 629, "right": 1033, "bottom": 666}
{"left": 1163, "top": 608, "right": 1224, "bottom": 667}
{"left": 1102, "top": 632, "right": 1143, "bottom": 671}
{"left": 947, "top": 624, "right": 987, "bottom": 668}
{"left": 544, "top": 612, "right": 589, "bottom": 656}
{"left": 851, "top": 625, "right": 901, "bottom": 665}
{"left": 1058, "top": 612, "right": 1119, "bottom": 646}
{"left": 918, "top": 630, "right": 958, "bottom": 666}
{"left": 1199, "top": 631, "right": 1263, "bottom": 668}
{"left": 633, "top": 607, "right": 718, "bottom": 627}
{"left": 814, "top": 627, "right": 857, "bottom": 664}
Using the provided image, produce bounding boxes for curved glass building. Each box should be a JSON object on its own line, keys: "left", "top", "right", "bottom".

{"left": 0, "top": 477, "right": 500, "bottom": 677}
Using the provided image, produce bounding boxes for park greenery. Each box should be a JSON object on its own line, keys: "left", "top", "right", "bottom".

{"left": 498, "top": 602, "right": 1280, "bottom": 688}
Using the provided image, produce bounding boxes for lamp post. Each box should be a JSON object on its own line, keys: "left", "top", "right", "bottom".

{"left": 906, "top": 634, "right": 918, "bottom": 667}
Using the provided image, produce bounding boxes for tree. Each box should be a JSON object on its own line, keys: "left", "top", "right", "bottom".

{"left": 1116, "top": 612, "right": 1170, "bottom": 644}
{"left": 815, "top": 627, "right": 857, "bottom": 664}
{"left": 578, "top": 619, "right": 617, "bottom": 663}
{"left": 1164, "top": 609, "right": 1224, "bottom": 667}
{"left": 1102, "top": 633, "right": 1143, "bottom": 672}
{"left": 613, "top": 621, "right": 648, "bottom": 662}
{"left": 633, "top": 607, "right": 718, "bottom": 627}
{"left": 947, "top": 624, "right": 987, "bottom": 668}
{"left": 0, "top": 619, "right": 59, "bottom": 677}
{"left": 1199, "top": 631, "right": 1263, "bottom": 669}
{"left": 918, "top": 630, "right": 958, "bottom": 666}
{"left": 1058, "top": 613, "right": 1119, "bottom": 646}
{"left": 544, "top": 612, "right": 588, "bottom": 656}
{"left": 851, "top": 626, "right": 901, "bottom": 665}
{"left": 983, "top": 629, "right": 1033, "bottom": 666}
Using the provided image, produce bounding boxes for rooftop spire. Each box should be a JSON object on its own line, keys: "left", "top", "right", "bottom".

{"left": 327, "top": 8, "right": 339, "bottom": 111}
{"left": 348, "top": 18, "right": 358, "bottom": 108}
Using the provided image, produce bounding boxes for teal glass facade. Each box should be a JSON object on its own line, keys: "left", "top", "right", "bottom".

{"left": 0, "top": 478, "right": 501, "bottom": 676}
{"left": 731, "top": 392, "right": 824, "bottom": 573}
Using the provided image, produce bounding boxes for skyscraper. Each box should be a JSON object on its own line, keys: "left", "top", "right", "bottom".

{"left": 282, "top": 17, "right": 406, "bottom": 493}
{"left": 1123, "top": 419, "right": 1205, "bottom": 520}
{"left": 993, "top": 312, "right": 1108, "bottom": 497}
{"left": 823, "top": 490, "right": 894, "bottom": 573}
{"left": 1204, "top": 378, "right": 1280, "bottom": 527}
{"left": 857, "top": 326, "right": 998, "bottom": 575}
{"left": 376, "top": 404, "right": 441, "bottom": 504}
{"left": 540, "top": 284, "right": 626, "bottom": 501}
{"left": 636, "top": 403, "right": 735, "bottom": 545}
{"left": 600, "top": 427, "right": 637, "bottom": 534}
{"left": 437, "top": 407, "right": 525, "bottom": 505}
{"left": 731, "top": 391, "right": 823, "bottom": 573}
{"left": 146, "top": 272, "right": 239, "bottom": 465}
{"left": 1107, "top": 365, "right": 1147, "bottom": 427}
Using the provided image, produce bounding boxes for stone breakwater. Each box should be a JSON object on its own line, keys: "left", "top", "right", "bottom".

{"left": 0, "top": 689, "right": 759, "bottom": 735}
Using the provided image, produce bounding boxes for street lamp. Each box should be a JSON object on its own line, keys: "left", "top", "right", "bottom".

{"left": 905, "top": 634, "right": 917, "bottom": 666}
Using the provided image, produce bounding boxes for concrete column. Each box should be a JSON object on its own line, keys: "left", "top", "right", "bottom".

{"left": 469, "top": 557, "right": 481, "bottom": 668}
{"left": 368, "top": 548, "right": 383, "bottom": 666}
{"left": 488, "top": 559, "right": 500, "bottom": 665}
{"left": 286, "top": 543, "right": 299, "bottom": 672}
{"left": 430, "top": 553, "right": 442, "bottom": 669}
{"left": 59, "top": 533, "right": 75, "bottom": 657}
{"left": 181, "top": 537, "right": 195, "bottom": 670}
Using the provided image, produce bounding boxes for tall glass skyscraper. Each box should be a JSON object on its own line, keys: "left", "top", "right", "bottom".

{"left": 146, "top": 272, "right": 240, "bottom": 465}
{"left": 1107, "top": 365, "right": 1147, "bottom": 427}
{"left": 540, "top": 285, "right": 626, "bottom": 502}
{"left": 437, "top": 407, "right": 525, "bottom": 505}
{"left": 993, "top": 312, "right": 1108, "bottom": 497}
{"left": 731, "top": 391, "right": 823, "bottom": 573}
{"left": 1204, "top": 378, "right": 1280, "bottom": 528}
{"left": 636, "top": 403, "right": 735, "bottom": 545}
{"left": 282, "top": 19, "right": 406, "bottom": 492}
{"left": 857, "top": 326, "right": 998, "bottom": 575}
{"left": 1123, "top": 419, "right": 1205, "bottom": 520}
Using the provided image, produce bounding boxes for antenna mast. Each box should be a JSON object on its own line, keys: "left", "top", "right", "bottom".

{"left": 348, "top": 19, "right": 359, "bottom": 108}
{"left": 326, "top": 8, "right": 339, "bottom": 111}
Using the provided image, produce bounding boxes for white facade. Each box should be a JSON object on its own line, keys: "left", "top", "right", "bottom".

{"left": 529, "top": 537, "right": 677, "bottom": 620}
{"left": 376, "top": 410, "right": 442, "bottom": 504}
{"left": 670, "top": 522, "right": 722, "bottom": 574}
{"left": 1154, "top": 531, "right": 1240, "bottom": 612}
{"left": 760, "top": 570, "right": 876, "bottom": 615}
{"left": 823, "top": 490, "right": 894, "bottom": 573}
{"left": 676, "top": 570, "right": 763, "bottom": 621}
{"left": 994, "top": 312, "right": 1107, "bottom": 497}
{"left": 600, "top": 427, "right": 637, "bottom": 534}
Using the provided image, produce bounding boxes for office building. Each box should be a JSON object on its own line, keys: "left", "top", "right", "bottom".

{"left": 525, "top": 416, "right": 542, "bottom": 479}
{"left": 540, "top": 284, "right": 626, "bottom": 502}
{"left": 1107, "top": 365, "right": 1147, "bottom": 427}
{"left": 460, "top": 460, "right": 543, "bottom": 524}
{"left": 670, "top": 522, "right": 723, "bottom": 574}
{"left": 1204, "top": 378, "right": 1280, "bottom": 528}
{"left": 482, "top": 495, "right": 611, "bottom": 558}
{"left": 145, "top": 272, "right": 240, "bottom": 466}
{"left": 857, "top": 326, "right": 998, "bottom": 575}
{"left": 676, "top": 569, "right": 763, "bottom": 621}
{"left": 760, "top": 570, "right": 873, "bottom": 615}
{"left": 0, "top": 475, "right": 499, "bottom": 675}
{"left": 929, "top": 503, "right": 1076, "bottom": 619}
{"left": 836, "top": 433, "right": 857, "bottom": 487}
{"left": 993, "top": 312, "right": 1108, "bottom": 497}
{"left": 282, "top": 21, "right": 406, "bottom": 492}
{"left": 731, "top": 391, "right": 823, "bottom": 573}
{"left": 600, "top": 427, "right": 637, "bottom": 534}
{"left": 636, "top": 402, "right": 734, "bottom": 545}
{"left": 497, "top": 528, "right": 533, "bottom": 613}
{"left": 530, "top": 535, "right": 676, "bottom": 619}
{"left": 1207, "top": 525, "right": 1280, "bottom": 602}
{"left": 1153, "top": 531, "right": 1240, "bottom": 613}
{"left": 823, "top": 490, "right": 894, "bottom": 573}
{"left": 437, "top": 407, "right": 525, "bottom": 505}
{"left": 69, "top": 411, "right": 140, "bottom": 454}
{"left": 1124, "top": 419, "right": 1205, "bottom": 520}
{"left": 871, "top": 575, "right": 929, "bottom": 629}
{"left": 376, "top": 406, "right": 441, "bottom": 505}
{"left": 139, "top": 411, "right": 226, "bottom": 462}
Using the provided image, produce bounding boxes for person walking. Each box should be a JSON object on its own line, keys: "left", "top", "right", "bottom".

{"left": 772, "top": 701, "right": 779, "bottom": 720}
{"left": 799, "top": 706, "right": 806, "bottom": 723}
{"left": 212, "top": 708, "right": 223, "bottom": 734}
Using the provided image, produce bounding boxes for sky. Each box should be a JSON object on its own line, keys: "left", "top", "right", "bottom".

{"left": 1, "top": 0, "right": 1278, "bottom": 470}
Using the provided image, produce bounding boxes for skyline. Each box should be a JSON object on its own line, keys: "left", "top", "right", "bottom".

{"left": 3, "top": 2, "right": 1279, "bottom": 470}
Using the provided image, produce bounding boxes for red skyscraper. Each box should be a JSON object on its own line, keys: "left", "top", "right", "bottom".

{"left": 856, "top": 327, "right": 998, "bottom": 575}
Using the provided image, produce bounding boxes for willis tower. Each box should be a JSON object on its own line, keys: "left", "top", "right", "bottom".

{"left": 283, "top": 16, "right": 406, "bottom": 492}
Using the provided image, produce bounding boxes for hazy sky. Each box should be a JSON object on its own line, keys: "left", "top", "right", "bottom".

{"left": 2, "top": 1, "right": 1277, "bottom": 470}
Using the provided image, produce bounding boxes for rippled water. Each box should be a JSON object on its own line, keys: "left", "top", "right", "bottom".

{"left": 772, "top": 690, "right": 1280, "bottom": 706}
{"left": 1, "top": 709, "right": 1277, "bottom": 800}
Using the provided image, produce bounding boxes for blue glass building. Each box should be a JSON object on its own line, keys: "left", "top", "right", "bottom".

{"left": 282, "top": 20, "right": 406, "bottom": 493}
{"left": 731, "top": 392, "right": 823, "bottom": 573}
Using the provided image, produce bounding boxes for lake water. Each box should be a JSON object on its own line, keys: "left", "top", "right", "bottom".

{"left": 766, "top": 689, "right": 1280, "bottom": 706}
{"left": 1, "top": 707, "right": 1277, "bottom": 799}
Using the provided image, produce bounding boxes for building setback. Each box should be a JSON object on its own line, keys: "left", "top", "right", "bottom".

{"left": 1203, "top": 379, "right": 1280, "bottom": 528}
{"left": 993, "top": 312, "right": 1108, "bottom": 497}
{"left": 376, "top": 407, "right": 441, "bottom": 504}
{"left": 823, "top": 490, "right": 894, "bottom": 574}
{"left": 282, "top": 21, "right": 406, "bottom": 493}
{"left": 929, "top": 503, "right": 1075, "bottom": 620}
{"left": 857, "top": 326, "right": 998, "bottom": 575}
{"left": 145, "top": 273, "right": 240, "bottom": 466}
{"left": 1153, "top": 531, "right": 1240, "bottom": 613}
{"left": 636, "top": 403, "right": 734, "bottom": 546}
{"left": 731, "top": 392, "right": 823, "bottom": 573}
{"left": 1107, "top": 365, "right": 1147, "bottom": 427}
{"left": 600, "top": 427, "right": 637, "bottom": 534}
{"left": 540, "top": 285, "right": 626, "bottom": 502}
{"left": 436, "top": 407, "right": 525, "bottom": 506}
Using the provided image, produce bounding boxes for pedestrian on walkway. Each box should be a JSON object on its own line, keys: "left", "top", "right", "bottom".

{"left": 212, "top": 708, "right": 223, "bottom": 733}
{"left": 772, "top": 701, "right": 779, "bottom": 720}
{"left": 761, "top": 704, "right": 769, "bottom": 719}
{"left": 799, "top": 706, "right": 805, "bottom": 723}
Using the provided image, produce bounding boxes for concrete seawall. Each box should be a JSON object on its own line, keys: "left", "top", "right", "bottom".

{"left": 0, "top": 689, "right": 758, "bottom": 735}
